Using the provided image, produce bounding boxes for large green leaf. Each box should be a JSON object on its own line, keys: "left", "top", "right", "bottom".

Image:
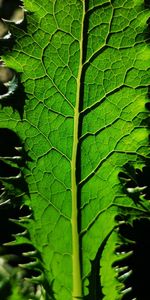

{"left": 0, "top": 0, "right": 150, "bottom": 299}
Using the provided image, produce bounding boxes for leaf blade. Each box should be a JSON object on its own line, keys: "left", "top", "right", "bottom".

{"left": 0, "top": 0, "right": 150, "bottom": 299}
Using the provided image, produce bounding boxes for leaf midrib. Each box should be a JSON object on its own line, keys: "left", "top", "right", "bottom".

{"left": 71, "top": 1, "right": 85, "bottom": 299}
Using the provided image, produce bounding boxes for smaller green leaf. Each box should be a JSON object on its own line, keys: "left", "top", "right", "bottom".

{"left": 100, "top": 230, "right": 124, "bottom": 300}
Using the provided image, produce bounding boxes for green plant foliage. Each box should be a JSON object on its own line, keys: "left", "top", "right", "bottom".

{"left": 0, "top": 254, "right": 44, "bottom": 300}
{"left": 0, "top": 0, "right": 150, "bottom": 299}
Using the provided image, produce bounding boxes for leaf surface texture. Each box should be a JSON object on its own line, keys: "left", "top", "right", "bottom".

{"left": 0, "top": 0, "right": 150, "bottom": 299}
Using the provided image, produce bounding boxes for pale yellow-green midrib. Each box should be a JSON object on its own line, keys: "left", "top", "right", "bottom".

{"left": 71, "top": 1, "right": 85, "bottom": 299}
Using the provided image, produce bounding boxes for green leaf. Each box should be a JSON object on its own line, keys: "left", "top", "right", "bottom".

{"left": 100, "top": 230, "right": 125, "bottom": 300}
{"left": 0, "top": 0, "right": 150, "bottom": 299}
{"left": 100, "top": 216, "right": 150, "bottom": 299}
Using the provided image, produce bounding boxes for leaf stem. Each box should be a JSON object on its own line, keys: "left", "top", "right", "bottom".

{"left": 71, "top": 1, "right": 85, "bottom": 299}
